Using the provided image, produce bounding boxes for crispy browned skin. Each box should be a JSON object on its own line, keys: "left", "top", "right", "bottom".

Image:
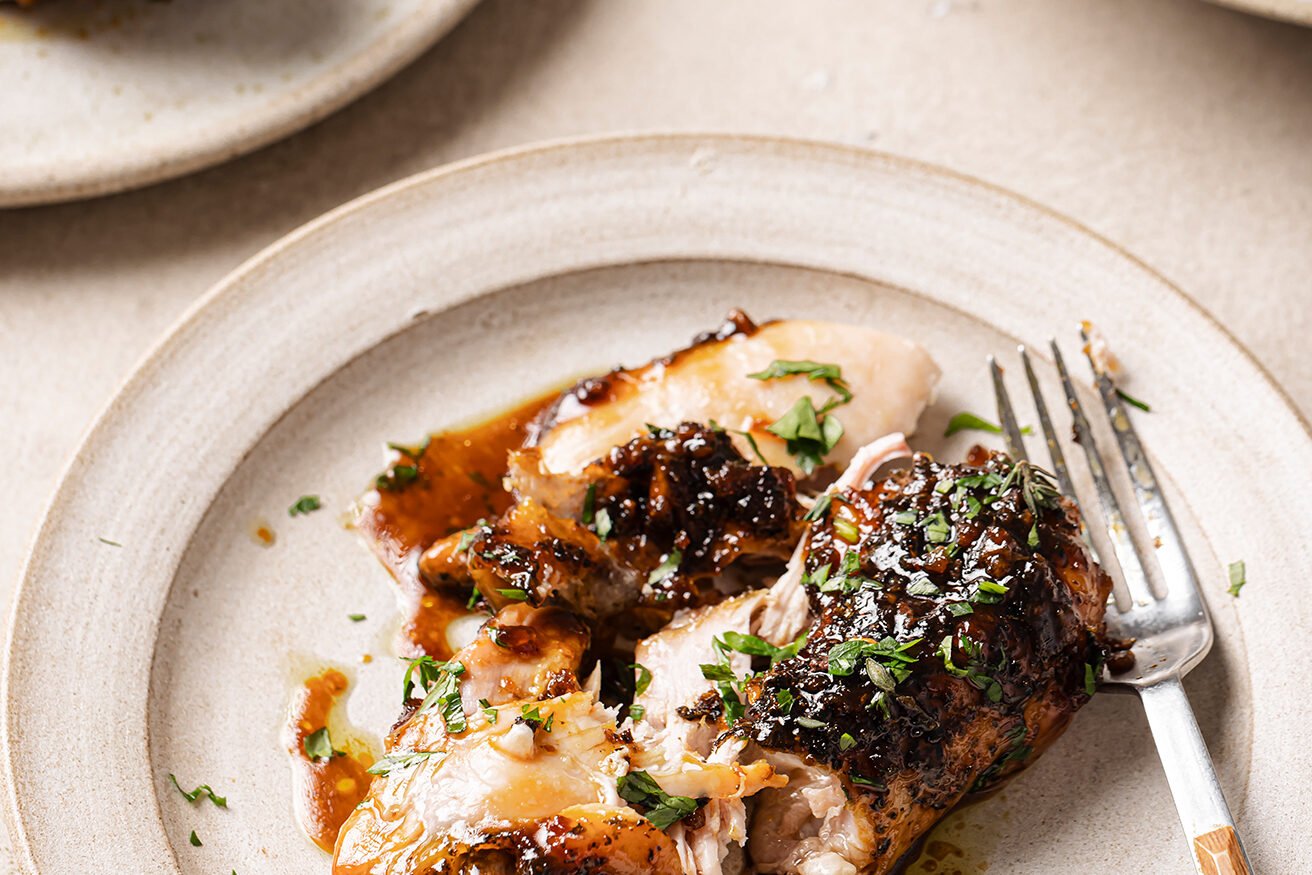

{"left": 397, "top": 811, "right": 686, "bottom": 875}
{"left": 742, "top": 452, "right": 1112, "bottom": 872}
{"left": 435, "top": 422, "right": 802, "bottom": 630}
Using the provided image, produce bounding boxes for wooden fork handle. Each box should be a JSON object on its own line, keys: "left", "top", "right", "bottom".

{"left": 1138, "top": 678, "right": 1255, "bottom": 874}
{"left": 1194, "top": 826, "right": 1251, "bottom": 875}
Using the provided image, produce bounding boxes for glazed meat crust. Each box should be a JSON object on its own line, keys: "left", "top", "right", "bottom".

{"left": 460, "top": 422, "right": 803, "bottom": 624}
{"left": 742, "top": 452, "right": 1112, "bottom": 872}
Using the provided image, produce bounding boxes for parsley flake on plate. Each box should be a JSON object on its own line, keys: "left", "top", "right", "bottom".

{"left": 617, "top": 770, "right": 702, "bottom": 830}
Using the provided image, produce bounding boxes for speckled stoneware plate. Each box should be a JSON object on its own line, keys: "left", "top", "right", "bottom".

{"left": 0, "top": 0, "right": 480, "bottom": 207}
{"left": 5, "top": 134, "right": 1310, "bottom": 874}
{"left": 1206, "top": 0, "right": 1312, "bottom": 24}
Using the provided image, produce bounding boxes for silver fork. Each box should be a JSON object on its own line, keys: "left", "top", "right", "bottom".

{"left": 988, "top": 333, "right": 1254, "bottom": 875}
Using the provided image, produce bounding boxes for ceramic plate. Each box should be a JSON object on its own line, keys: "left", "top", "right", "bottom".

{"left": 5, "top": 135, "right": 1309, "bottom": 874}
{"left": 1206, "top": 0, "right": 1312, "bottom": 24}
{"left": 0, "top": 0, "right": 480, "bottom": 207}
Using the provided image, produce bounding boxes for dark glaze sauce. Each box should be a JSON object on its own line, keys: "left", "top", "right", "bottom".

{"left": 284, "top": 669, "right": 374, "bottom": 852}
{"left": 353, "top": 392, "right": 557, "bottom": 658}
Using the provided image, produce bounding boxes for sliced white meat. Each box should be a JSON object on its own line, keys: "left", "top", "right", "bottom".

{"left": 533, "top": 319, "right": 939, "bottom": 478}
{"left": 633, "top": 591, "right": 766, "bottom": 756}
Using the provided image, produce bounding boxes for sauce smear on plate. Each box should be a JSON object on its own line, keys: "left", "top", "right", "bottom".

{"left": 353, "top": 392, "right": 556, "bottom": 657}
{"left": 284, "top": 669, "right": 373, "bottom": 852}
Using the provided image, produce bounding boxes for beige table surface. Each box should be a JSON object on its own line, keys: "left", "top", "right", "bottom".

{"left": 2, "top": 0, "right": 1310, "bottom": 870}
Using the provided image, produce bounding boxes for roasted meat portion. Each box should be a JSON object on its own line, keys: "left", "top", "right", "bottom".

{"left": 420, "top": 422, "right": 804, "bottom": 627}
{"left": 737, "top": 452, "right": 1113, "bottom": 873}
{"left": 334, "top": 604, "right": 782, "bottom": 875}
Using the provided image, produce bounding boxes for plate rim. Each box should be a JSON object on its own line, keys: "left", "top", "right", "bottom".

{"left": 1205, "top": 0, "right": 1312, "bottom": 26}
{"left": 0, "top": 0, "right": 482, "bottom": 208}
{"left": 5, "top": 131, "right": 1309, "bottom": 872}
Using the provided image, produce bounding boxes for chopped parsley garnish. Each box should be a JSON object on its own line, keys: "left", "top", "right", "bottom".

{"left": 631, "top": 663, "right": 653, "bottom": 696}
{"left": 581, "top": 483, "right": 597, "bottom": 525}
{"left": 748, "top": 359, "right": 853, "bottom": 408}
{"left": 892, "top": 510, "right": 917, "bottom": 525}
{"left": 905, "top": 577, "right": 940, "bottom": 597}
{"left": 303, "top": 727, "right": 341, "bottom": 762}
{"left": 737, "top": 429, "right": 770, "bottom": 465}
{"left": 955, "top": 471, "right": 1004, "bottom": 490}
{"left": 594, "top": 507, "right": 613, "bottom": 541}
{"left": 833, "top": 517, "right": 861, "bottom": 544}
{"left": 366, "top": 749, "right": 442, "bottom": 777}
{"left": 1227, "top": 560, "right": 1246, "bottom": 597}
{"left": 919, "top": 511, "right": 952, "bottom": 544}
{"left": 700, "top": 630, "right": 807, "bottom": 723}
{"left": 766, "top": 395, "right": 845, "bottom": 475}
{"left": 972, "top": 722, "right": 1033, "bottom": 791}
{"left": 348, "top": 613, "right": 366, "bottom": 622}
{"left": 455, "top": 524, "right": 485, "bottom": 554}
{"left": 969, "top": 579, "right": 1008, "bottom": 605}
{"left": 518, "top": 704, "right": 553, "bottom": 732}
{"left": 189, "top": 830, "right": 202, "bottom": 847}
{"left": 796, "top": 716, "right": 827, "bottom": 730}
{"left": 496, "top": 587, "right": 530, "bottom": 602}
{"left": 375, "top": 464, "right": 419, "bottom": 492}
{"left": 700, "top": 662, "right": 737, "bottom": 683}
{"left": 938, "top": 635, "right": 1003, "bottom": 703}
{"left": 479, "top": 698, "right": 497, "bottom": 723}
{"left": 1116, "top": 388, "right": 1152, "bottom": 413}
{"left": 617, "top": 770, "right": 703, "bottom": 830}
{"left": 716, "top": 630, "right": 808, "bottom": 664}
{"left": 804, "top": 550, "right": 877, "bottom": 595}
{"left": 387, "top": 437, "right": 432, "bottom": 459}
{"left": 287, "top": 495, "right": 322, "bottom": 517}
{"left": 803, "top": 493, "right": 833, "bottom": 523}
{"left": 864, "top": 658, "right": 897, "bottom": 693}
{"left": 839, "top": 732, "right": 857, "bottom": 752}
{"left": 944, "top": 412, "right": 1033, "bottom": 438}
{"left": 167, "top": 774, "right": 228, "bottom": 808}
{"left": 648, "top": 549, "right": 682, "bottom": 585}
{"left": 401, "top": 656, "right": 467, "bottom": 733}
{"left": 827, "top": 636, "right": 921, "bottom": 683}
{"left": 850, "top": 775, "right": 886, "bottom": 790}
{"left": 947, "top": 602, "right": 974, "bottom": 617}
{"left": 775, "top": 688, "right": 795, "bottom": 713}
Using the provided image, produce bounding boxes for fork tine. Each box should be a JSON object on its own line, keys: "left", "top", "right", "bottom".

{"left": 987, "top": 356, "right": 1029, "bottom": 461}
{"left": 1079, "top": 327, "right": 1206, "bottom": 609}
{"left": 1050, "top": 341, "right": 1157, "bottom": 606}
{"left": 1019, "top": 344, "right": 1110, "bottom": 574}
{"left": 1019, "top": 345, "right": 1077, "bottom": 499}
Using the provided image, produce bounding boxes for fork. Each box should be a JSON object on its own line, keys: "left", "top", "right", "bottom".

{"left": 988, "top": 332, "right": 1254, "bottom": 875}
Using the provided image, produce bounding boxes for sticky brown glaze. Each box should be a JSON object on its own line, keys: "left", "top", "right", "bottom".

{"left": 353, "top": 393, "right": 556, "bottom": 657}
{"left": 284, "top": 670, "right": 374, "bottom": 852}
{"left": 392, "top": 810, "right": 687, "bottom": 875}
{"left": 356, "top": 393, "right": 556, "bottom": 583}
{"left": 742, "top": 452, "right": 1112, "bottom": 873}
{"left": 465, "top": 422, "right": 802, "bottom": 631}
